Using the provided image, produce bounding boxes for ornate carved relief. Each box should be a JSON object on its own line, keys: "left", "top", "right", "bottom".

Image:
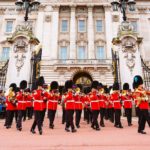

{"left": 13, "top": 38, "right": 28, "bottom": 73}
{"left": 121, "top": 37, "right": 137, "bottom": 72}
{"left": 45, "top": 15, "right": 51, "bottom": 22}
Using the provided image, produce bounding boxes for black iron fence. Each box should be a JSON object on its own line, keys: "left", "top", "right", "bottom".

{"left": 141, "top": 57, "right": 150, "bottom": 90}
{"left": 0, "top": 61, "right": 9, "bottom": 91}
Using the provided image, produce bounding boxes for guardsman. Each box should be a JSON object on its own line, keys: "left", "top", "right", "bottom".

{"left": 98, "top": 83, "right": 107, "bottom": 127}
{"left": 83, "top": 87, "right": 92, "bottom": 124}
{"left": 110, "top": 82, "right": 123, "bottom": 128}
{"left": 133, "top": 75, "right": 150, "bottom": 134}
{"left": 74, "top": 86, "right": 83, "bottom": 128}
{"left": 64, "top": 80, "right": 77, "bottom": 133}
{"left": 16, "top": 80, "right": 27, "bottom": 131}
{"left": 30, "top": 76, "right": 45, "bottom": 135}
{"left": 121, "top": 83, "right": 133, "bottom": 126}
{"left": 47, "top": 81, "right": 60, "bottom": 129}
{"left": 25, "top": 88, "right": 33, "bottom": 120}
{"left": 5, "top": 83, "right": 17, "bottom": 129}
{"left": 90, "top": 81, "right": 100, "bottom": 131}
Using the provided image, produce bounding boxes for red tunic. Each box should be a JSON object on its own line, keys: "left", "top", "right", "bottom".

{"left": 90, "top": 91, "right": 100, "bottom": 110}
{"left": 110, "top": 91, "right": 121, "bottom": 109}
{"left": 6, "top": 96, "right": 16, "bottom": 111}
{"left": 74, "top": 94, "right": 83, "bottom": 110}
{"left": 121, "top": 92, "right": 133, "bottom": 109}
{"left": 32, "top": 89, "right": 45, "bottom": 111}
{"left": 16, "top": 91, "right": 27, "bottom": 110}
{"left": 98, "top": 93, "right": 107, "bottom": 108}
{"left": 83, "top": 95, "right": 90, "bottom": 109}
{"left": 25, "top": 94, "right": 33, "bottom": 108}
{"left": 47, "top": 91, "right": 59, "bottom": 110}
{"left": 64, "top": 91, "right": 75, "bottom": 110}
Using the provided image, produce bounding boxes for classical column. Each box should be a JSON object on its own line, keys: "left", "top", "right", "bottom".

{"left": 88, "top": 5, "right": 95, "bottom": 59}
{"left": 51, "top": 5, "right": 59, "bottom": 59}
{"left": 104, "top": 5, "right": 113, "bottom": 59}
{"left": 70, "top": 5, "right": 76, "bottom": 59}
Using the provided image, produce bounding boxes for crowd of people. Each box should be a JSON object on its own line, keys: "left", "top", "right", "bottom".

{"left": 0, "top": 75, "right": 150, "bottom": 135}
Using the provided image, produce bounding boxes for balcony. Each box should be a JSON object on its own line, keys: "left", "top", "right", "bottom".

{"left": 41, "top": 59, "right": 112, "bottom": 70}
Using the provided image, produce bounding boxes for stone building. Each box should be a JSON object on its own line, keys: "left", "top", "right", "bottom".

{"left": 0, "top": 0, "right": 150, "bottom": 89}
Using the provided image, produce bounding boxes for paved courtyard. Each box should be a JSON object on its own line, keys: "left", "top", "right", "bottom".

{"left": 0, "top": 108, "right": 150, "bottom": 150}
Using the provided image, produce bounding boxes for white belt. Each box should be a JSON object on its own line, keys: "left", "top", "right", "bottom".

{"left": 48, "top": 100, "right": 58, "bottom": 103}
{"left": 18, "top": 101, "right": 26, "bottom": 103}
{"left": 66, "top": 100, "right": 74, "bottom": 103}
{"left": 113, "top": 100, "right": 120, "bottom": 103}
{"left": 34, "top": 100, "right": 43, "bottom": 103}
{"left": 75, "top": 101, "right": 82, "bottom": 104}
{"left": 90, "top": 100, "right": 99, "bottom": 103}
{"left": 99, "top": 100, "right": 104, "bottom": 102}
{"left": 26, "top": 101, "right": 32, "bottom": 103}
{"left": 124, "top": 100, "right": 132, "bottom": 102}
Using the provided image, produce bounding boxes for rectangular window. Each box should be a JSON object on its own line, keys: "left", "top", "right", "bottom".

{"left": 96, "top": 46, "right": 105, "bottom": 59}
{"left": 6, "top": 21, "right": 13, "bottom": 33}
{"left": 61, "top": 20, "right": 68, "bottom": 32}
{"left": 96, "top": 20, "right": 103, "bottom": 32}
{"left": 59, "top": 46, "right": 67, "bottom": 61}
{"left": 78, "top": 20, "right": 86, "bottom": 32}
{"left": 78, "top": 46, "right": 86, "bottom": 59}
{"left": 131, "top": 21, "right": 137, "bottom": 32}
{"left": 1, "top": 47, "right": 10, "bottom": 61}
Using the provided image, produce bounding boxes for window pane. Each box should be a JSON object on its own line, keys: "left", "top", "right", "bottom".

{"left": 131, "top": 21, "right": 137, "bottom": 32}
{"left": 1, "top": 47, "right": 10, "bottom": 60}
{"left": 6, "top": 21, "right": 13, "bottom": 33}
{"left": 96, "top": 20, "right": 102, "bottom": 32}
{"left": 78, "top": 46, "right": 86, "bottom": 59}
{"left": 96, "top": 46, "right": 105, "bottom": 59}
{"left": 78, "top": 20, "right": 85, "bottom": 32}
{"left": 60, "top": 47, "right": 67, "bottom": 59}
{"left": 61, "top": 20, "right": 68, "bottom": 32}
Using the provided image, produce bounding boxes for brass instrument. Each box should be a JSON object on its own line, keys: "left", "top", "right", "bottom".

{"left": 136, "top": 88, "right": 149, "bottom": 107}
{"left": 5, "top": 87, "right": 16, "bottom": 104}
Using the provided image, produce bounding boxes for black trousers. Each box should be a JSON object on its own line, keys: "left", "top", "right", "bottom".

{"left": 125, "top": 108, "right": 132, "bottom": 124}
{"left": 86, "top": 108, "right": 92, "bottom": 123}
{"left": 62, "top": 108, "right": 66, "bottom": 124}
{"left": 31, "top": 110, "right": 43, "bottom": 132}
{"left": 92, "top": 110, "right": 99, "bottom": 129}
{"left": 138, "top": 109, "right": 150, "bottom": 132}
{"left": 17, "top": 110, "right": 25, "bottom": 129}
{"left": 48, "top": 110, "right": 56, "bottom": 125}
{"left": 83, "top": 108, "right": 86, "bottom": 120}
{"left": 114, "top": 109, "right": 122, "bottom": 126}
{"left": 100, "top": 108, "right": 105, "bottom": 125}
{"left": 75, "top": 110, "right": 82, "bottom": 126}
{"left": 65, "top": 109, "right": 75, "bottom": 130}
{"left": 5, "top": 110, "right": 14, "bottom": 127}
{"left": 26, "top": 107, "right": 33, "bottom": 119}
{"left": 108, "top": 108, "right": 114, "bottom": 123}
{"left": 41, "top": 109, "right": 46, "bottom": 124}
{"left": 23, "top": 109, "right": 27, "bottom": 121}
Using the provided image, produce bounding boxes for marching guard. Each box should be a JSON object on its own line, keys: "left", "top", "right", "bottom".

{"left": 110, "top": 82, "right": 123, "bottom": 128}
{"left": 90, "top": 81, "right": 100, "bottom": 131}
{"left": 31, "top": 76, "right": 45, "bottom": 135}
{"left": 121, "top": 83, "right": 133, "bottom": 126}
{"left": 64, "top": 80, "right": 77, "bottom": 133}
{"left": 47, "top": 81, "right": 60, "bottom": 129}
{"left": 16, "top": 80, "right": 27, "bottom": 131}
{"left": 133, "top": 75, "right": 150, "bottom": 134}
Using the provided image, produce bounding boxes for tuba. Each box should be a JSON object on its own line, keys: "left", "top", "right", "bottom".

{"left": 5, "top": 87, "right": 16, "bottom": 104}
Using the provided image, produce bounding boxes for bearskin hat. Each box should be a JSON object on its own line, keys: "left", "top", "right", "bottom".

{"left": 51, "top": 81, "right": 59, "bottom": 90}
{"left": 9, "top": 83, "right": 17, "bottom": 92}
{"left": 113, "top": 82, "right": 120, "bottom": 91}
{"left": 20, "top": 80, "right": 27, "bottom": 90}
{"left": 43, "top": 84, "right": 48, "bottom": 89}
{"left": 91, "top": 81, "right": 99, "bottom": 89}
{"left": 104, "top": 86, "right": 109, "bottom": 94}
{"left": 65, "top": 80, "right": 73, "bottom": 91}
{"left": 84, "top": 87, "right": 91, "bottom": 94}
{"left": 36, "top": 76, "right": 45, "bottom": 87}
{"left": 133, "top": 75, "right": 143, "bottom": 88}
{"left": 98, "top": 82, "right": 103, "bottom": 89}
{"left": 123, "top": 83, "right": 129, "bottom": 90}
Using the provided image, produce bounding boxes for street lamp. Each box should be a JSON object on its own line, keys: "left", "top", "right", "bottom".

{"left": 15, "top": 0, "right": 40, "bottom": 22}
{"left": 111, "top": 0, "right": 136, "bottom": 21}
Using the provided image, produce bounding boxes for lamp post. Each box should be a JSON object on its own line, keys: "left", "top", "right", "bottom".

{"left": 111, "top": 0, "right": 136, "bottom": 21}
{"left": 15, "top": 0, "right": 40, "bottom": 22}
